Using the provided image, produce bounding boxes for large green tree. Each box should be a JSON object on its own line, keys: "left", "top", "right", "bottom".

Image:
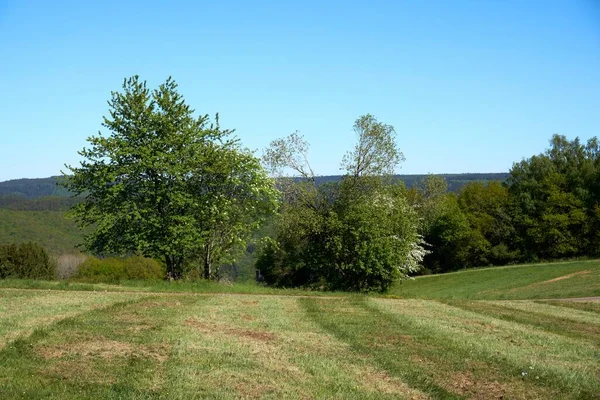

{"left": 507, "top": 134, "right": 600, "bottom": 260}
{"left": 64, "top": 76, "right": 277, "bottom": 279}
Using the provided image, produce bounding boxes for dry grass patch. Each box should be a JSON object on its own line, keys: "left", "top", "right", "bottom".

{"left": 37, "top": 337, "right": 169, "bottom": 362}
{"left": 137, "top": 300, "right": 182, "bottom": 308}
{"left": 448, "top": 371, "right": 506, "bottom": 400}
{"left": 373, "top": 298, "right": 599, "bottom": 398}
{"left": 0, "top": 289, "right": 146, "bottom": 349}
{"left": 41, "top": 360, "right": 117, "bottom": 384}
{"left": 234, "top": 379, "right": 281, "bottom": 400}
{"left": 542, "top": 270, "right": 591, "bottom": 283}
{"left": 346, "top": 364, "right": 430, "bottom": 399}
{"left": 184, "top": 317, "right": 276, "bottom": 342}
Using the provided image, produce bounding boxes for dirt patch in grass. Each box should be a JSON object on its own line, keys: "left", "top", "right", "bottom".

{"left": 124, "top": 324, "right": 155, "bottom": 333}
{"left": 138, "top": 301, "right": 182, "bottom": 308}
{"left": 367, "top": 333, "right": 413, "bottom": 348}
{"left": 542, "top": 270, "right": 590, "bottom": 284}
{"left": 41, "top": 360, "right": 116, "bottom": 384}
{"left": 234, "top": 380, "right": 280, "bottom": 399}
{"left": 462, "top": 319, "right": 499, "bottom": 332}
{"left": 447, "top": 371, "right": 506, "bottom": 400}
{"left": 347, "top": 365, "right": 429, "bottom": 399}
{"left": 37, "top": 338, "right": 169, "bottom": 362}
{"left": 241, "top": 313, "right": 255, "bottom": 322}
{"left": 231, "top": 328, "right": 276, "bottom": 342}
{"left": 505, "top": 270, "right": 593, "bottom": 295}
{"left": 185, "top": 318, "right": 276, "bottom": 342}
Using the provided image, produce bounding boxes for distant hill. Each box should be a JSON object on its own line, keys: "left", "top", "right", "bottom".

{"left": 0, "top": 173, "right": 509, "bottom": 199}
{"left": 316, "top": 173, "right": 509, "bottom": 192}
{"left": 0, "top": 173, "right": 508, "bottom": 255}
{"left": 0, "top": 177, "right": 81, "bottom": 253}
{"left": 0, "top": 176, "right": 71, "bottom": 198}
{"left": 0, "top": 195, "right": 79, "bottom": 211}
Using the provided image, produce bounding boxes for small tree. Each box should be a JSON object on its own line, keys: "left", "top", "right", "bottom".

{"left": 341, "top": 114, "right": 404, "bottom": 178}
{"left": 258, "top": 114, "right": 424, "bottom": 292}
{"left": 63, "top": 76, "right": 277, "bottom": 279}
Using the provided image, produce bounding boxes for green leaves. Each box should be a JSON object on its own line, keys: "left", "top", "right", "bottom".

{"left": 341, "top": 114, "right": 404, "bottom": 178}
{"left": 507, "top": 134, "right": 600, "bottom": 260}
{"left": 63, "top": 76, "right": 277, "bottom": 279}
{"left": 258, "top": 115, "right": 423, "bottom": 292}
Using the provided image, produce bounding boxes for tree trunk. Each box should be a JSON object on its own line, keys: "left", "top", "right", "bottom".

{"left": 203, "top": 244, "right": 212, "bottom": 280}
{"left": 165, "top": 254, "right": 184, "bottom": 280}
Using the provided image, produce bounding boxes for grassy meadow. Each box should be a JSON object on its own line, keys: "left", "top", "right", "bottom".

{"left": 390, "top": 259, "right": 600, "bottom": 300}
{"left": 0, "top": 260, "right": 599, "bottom": 399}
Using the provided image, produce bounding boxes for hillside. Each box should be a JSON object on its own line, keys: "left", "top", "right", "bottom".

{"left": 0, "top": 172, "right": 508, "bottom": 258}
{"left": 390, "top": 260, "right": 600, "bottom": 300}
{"left": 0, "top": 176, "right": 71, "bottom": 198}
{"left": 315, "top": 172, "right": 510, "bottom": 192}
{"left": 0, "top": 209, "right": 82, "bottom": 254}
{"left": 0, "top": 173, "right": 509, "bottom": 199}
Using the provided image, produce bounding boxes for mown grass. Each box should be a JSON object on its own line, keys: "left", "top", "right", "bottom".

{"left": 0, "top": 289, "right": 598, "bottom": 399}
{"left": 3, "top": 259, "right": 599, "bottom": 301}
{"left": 389, "top": 259, "right": 600, "bottom": 300}
{"left": 0, "top": 278, "right": 343, "bottom": 297}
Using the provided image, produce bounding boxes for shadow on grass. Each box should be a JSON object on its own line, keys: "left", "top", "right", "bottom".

{"left": 299, "top": 296, "right": 462, "bottom": 399}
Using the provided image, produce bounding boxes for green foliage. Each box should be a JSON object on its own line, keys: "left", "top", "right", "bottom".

{"left": 341, "top": 114, "right": 404, "bottom": 177}
{"left": 0, "top": 242, "right": 56, "bottom": 280}
{"left": 507, "top": 134, "right": 600, "bottom": 260}
{"left": 74, "top": 255, "right": 164, "bottom": 283}
{"left": 62, "top": 76, "right": 277, "bottom": 279}
{"left": 322, "top": 178, "right": 422, "bottom": 291}
{"left": 458, "top": 181, "right": 520, "bottom": 266}
{"left": 0, "top": 195, "right": 79, "bottom": 211}
{"left": 421, "top": 194, "right": 473, "bottom": 272}
{"left": 258, "top": 115, "right": 425, "bottom": 292}
{"left": 0, "top": 209, "right": 83, "bottom": 254}
{"left": 411, "top": 135, "right": 600, "bottom": 273}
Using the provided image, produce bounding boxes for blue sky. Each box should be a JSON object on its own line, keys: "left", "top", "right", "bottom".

{"left": 0, "top": 0, "right": 599, "bottom": 181}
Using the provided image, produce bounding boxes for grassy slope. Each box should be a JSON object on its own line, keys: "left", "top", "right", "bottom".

{"left": 0, "top": 209, "right": 82, "bottom": 254}
{"left": 0, "top": 290, "right": 597, "bottom": 399}
{"left": 390, "top": 260, "right": 600, "bottom": 300}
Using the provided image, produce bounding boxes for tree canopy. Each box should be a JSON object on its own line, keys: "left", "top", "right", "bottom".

{"left": 63, "top": 76, "right": 278, "bottom": 279}
{"left": 257, "top": 114, "right": 424, "bottom": 292}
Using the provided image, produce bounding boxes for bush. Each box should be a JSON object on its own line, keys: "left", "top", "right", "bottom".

{"left": 256, "top": 179, "right": 424, "bottom": 292}
{"left": 74, "top": 255, "right": 164, "bottom": 283}
{"left": 0, "top": 242, "right": 56, "bottom": 280}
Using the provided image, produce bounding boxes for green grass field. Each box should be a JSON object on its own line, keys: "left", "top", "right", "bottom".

{"left": 0, "top": 291, "right": 598, "bottom": 398}
{"left": 0, "top": 261, "right": 599, "bottom": 399}
{"left": 390, "top": 259, "right": 600, "bottom": 300}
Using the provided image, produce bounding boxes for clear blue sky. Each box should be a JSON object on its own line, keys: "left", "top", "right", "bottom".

{"left": 0, "top": 0, "right": 599, "bottom": 182}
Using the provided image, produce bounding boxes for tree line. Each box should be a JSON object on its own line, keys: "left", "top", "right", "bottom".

{"left": 58, "top": 75, "right": 599, "bottom": 291}
{"left": 408, "top": 135, "right": 599, "bottom": 274}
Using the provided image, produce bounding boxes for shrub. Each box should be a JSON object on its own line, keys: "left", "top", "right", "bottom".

{"left": 74, "top": 255, "right": 164, "bottom": 283}
{"left": 0, "top": 242, "right": 56, "bottom": 280}
{"left": 123, "top": 256, "right": 165, "bottom": 280}
{"left": 256, "top": 179, "right": 424, "bottom": 292}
